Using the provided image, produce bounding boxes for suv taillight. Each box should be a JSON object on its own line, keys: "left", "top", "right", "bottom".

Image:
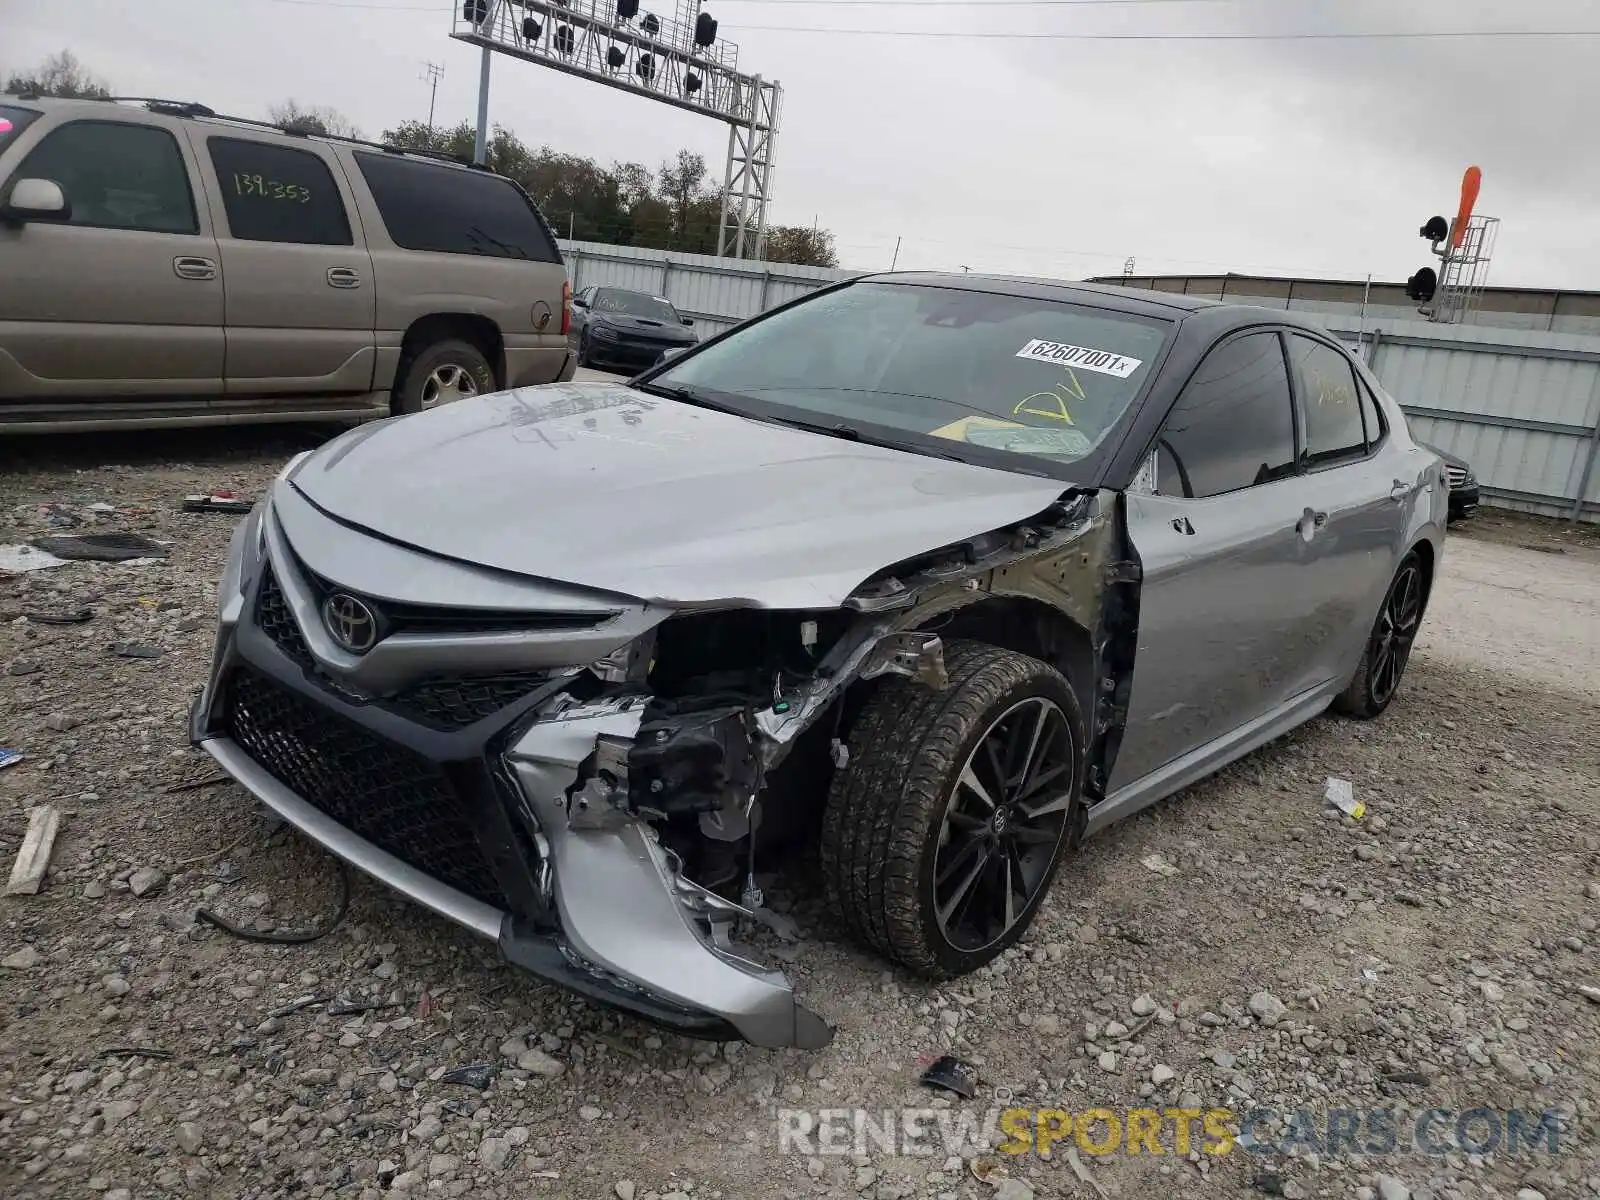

{"left": 561, "top": 280, "right": 572, "bottom": 337}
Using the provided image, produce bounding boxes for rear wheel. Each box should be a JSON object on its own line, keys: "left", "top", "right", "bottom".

{"left": 820, "top": 641, "right": 1085, "bottom": 978}
{"left": 392, "top": 339, "right": 494, "bottom": 415}
{"left": 1335, "top": 550, "right": 1426, "bottom": 719}
{"left": 576, "top": 330, "right": 593, "bottom": 368}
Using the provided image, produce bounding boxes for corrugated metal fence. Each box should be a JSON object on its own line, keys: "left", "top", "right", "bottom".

{"left": 557, "top": 241, "right": 1600, "bottom": 523}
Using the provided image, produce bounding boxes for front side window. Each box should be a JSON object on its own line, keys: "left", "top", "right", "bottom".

{"left": 5, "top": 119, "right": 197, "bottom": 234}
{"left": 1287, "top": 334, "right": 1367, "bottom": 466}
{"left": 594, "top": 289, "right": 681, "bottom": 323}
{"left": 1154, "top": 331, "right": 1297, "bottom": 499}
{"left": 207, "top": 137, "right": 351, "bottom": 246}
{"left": 654, "top": 281, "right": 1171, "bottom": 476}
{"left": 353, "top": 152, "right": 559, "bottom": 263}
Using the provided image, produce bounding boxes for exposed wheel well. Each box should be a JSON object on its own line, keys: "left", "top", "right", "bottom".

{"left": 918, "top": 597, "right": 1097, "bottom": 738}
{"left": 399, "top": 314, "right": 505, "bottom": 388}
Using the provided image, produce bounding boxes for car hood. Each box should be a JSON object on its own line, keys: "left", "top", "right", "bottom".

{"left": 594, "top": 313, "right": 694, "bottom": 340}
{"left": 288, "top": 382, "right": 1070, "bottom": 609}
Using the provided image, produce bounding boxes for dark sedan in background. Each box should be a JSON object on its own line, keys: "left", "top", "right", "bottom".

{"left": 571, "top": 286, "right": 698, "bottom": 373}
{"left": 1420, "top": 442, "right": 1480, "bottom": 521}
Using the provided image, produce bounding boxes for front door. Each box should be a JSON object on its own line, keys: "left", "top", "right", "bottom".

{"left": 0, "top": 114, "right": 223, "bottom": 400}
{"left": 1111, "top": 329, "right": 1320, "bottom": 791}
{"left": 190, "top": 132, "right": 376, "bottom": 397}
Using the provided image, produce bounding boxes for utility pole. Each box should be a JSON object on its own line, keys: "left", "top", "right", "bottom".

{"left": 421, "top": 62, "right": 444, "bottom": 131}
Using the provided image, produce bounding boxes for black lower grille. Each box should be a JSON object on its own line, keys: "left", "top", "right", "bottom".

{"left": 257, "top": 566, "right": 313, "bottom": 667}
{"left": 224, "top": 668, "right": 509, "bottom": 910}
{"left": 392, "top": 674, "right": 549, "bottom": 731}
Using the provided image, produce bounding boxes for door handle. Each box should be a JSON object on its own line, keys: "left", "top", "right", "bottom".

{"left": 173, "top": 256, "right": 217, "bottom": 281}
{"left": 1170, "top": 516, "right": 1195, "bottom": 536}
{"left": 1297, "top": 507, "right": 1328, "bottom": 540}
{"left": 1389, "top": 478, "right": 1413, "bottom": 502}
{"left": 327, "top": 267, "right": 362, "bottom": 289}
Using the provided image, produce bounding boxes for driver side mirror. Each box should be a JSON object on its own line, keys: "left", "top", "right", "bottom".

{"left": 681, "top": 316, "right": 694, "bottom": 327}
{"left": 571, "top": 296, "right": 588, "bottom": 309}
{"left": 656, "top": 346, "right": 689, "bottom": 365}
{"left": 2, "top": 178, "right": 71, "bottom": 224}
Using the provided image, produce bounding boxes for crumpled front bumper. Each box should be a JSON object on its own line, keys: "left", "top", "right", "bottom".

{"left": 188, "top": 496, "right": 831, "bottom": 1050}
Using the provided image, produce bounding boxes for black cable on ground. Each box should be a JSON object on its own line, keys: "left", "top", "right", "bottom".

{"left": 196, "top": 860, "right": 351, "bottom": 945}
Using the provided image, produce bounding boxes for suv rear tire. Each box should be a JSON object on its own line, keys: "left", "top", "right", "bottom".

{"left": 392, "top": 339, "right": 495, "bottom": 415}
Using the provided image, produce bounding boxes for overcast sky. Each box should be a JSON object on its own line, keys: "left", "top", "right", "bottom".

{"left": 7, "top": 0, "right": 1597, "bottom": 287}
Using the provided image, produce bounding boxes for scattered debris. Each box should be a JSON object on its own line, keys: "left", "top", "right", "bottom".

{"left": 197, "top": 861, "right": 350, "bottom": 945}
{"left": 111, "top": 642, "right": 163, "bottom": 660}
{"left": 968, "top": 1158, "right": 1008, "bottom": 1186}
{"left": 919, "top": 1054, "right": 979, "bottom": 1099}
{"left": 3, "top": 945, "right": 42, "bottom": 970}
{"left": 1252, "top": 1171, "right": 1287, "bottom": 1196}
{"left": 96, "top": 1046, "right": 173, "bottom": 1061}
{"left": 0, "top": 748, "right": 22, "bottom": 771}
{"left": 1140, "top": 852, "right": 1179, "bottom": 877}
{"left": 29, "top": 532, "right": 170, "bottom": 562}
{"left": 441, "top": 1064, "right": 499, "bottom": 1090}
{"left": 268, "top": 995, "right": 329, "bottom": 1019}
{"left": 1063, "top": 1147, "right": 1107, "bottom": 1197}
{"left": 182, "top": 493, "right": 254, "bottom": 514}
{"left": 5, "top": 804, "right": 62, "bottom": 896}
{"left": 1577, "top": 984, "right": 1600, "bottom": 1006}
{"left": 0, "top": 544, "right": 68, "bottom": 573}
{"left": 164, "top": 773, "right": 231, "bottom": 795}
{"left": 327, "top": 998, "right": 407, "bottom": 1016}
{"left": 128, "top": 867, "right": 168, "bottom": 898}
{"left": 1323, "top": 775, "right": 1365, "bottom": 819}
{"left": 23, "top": 608, "right": 94, "bottom": 625}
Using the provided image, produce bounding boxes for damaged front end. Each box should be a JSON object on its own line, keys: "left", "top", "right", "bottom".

{"left": 191, "top": 474, "right": 1132, "bottom": 1050}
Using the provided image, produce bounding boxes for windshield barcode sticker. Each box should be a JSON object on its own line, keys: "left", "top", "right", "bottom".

{"left": 1015, "top": 340, "right": 1143, "bottom": 378}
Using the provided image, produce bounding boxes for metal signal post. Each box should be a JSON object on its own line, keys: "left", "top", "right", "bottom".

{"left": 452, "top": 0, "right": 782, "bottom": 259}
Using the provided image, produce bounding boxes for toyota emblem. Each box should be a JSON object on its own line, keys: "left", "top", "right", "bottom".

{"left": 322, "top": 593, "right": 378, "bottom": 654}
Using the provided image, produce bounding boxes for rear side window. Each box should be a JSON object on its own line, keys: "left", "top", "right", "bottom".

{"left": 1356, "top": 376, "right": 1386, "bottom": 445}
{"left": 207, "top": 137, "right": 352, "bottom": 246}
{"left": 1286, "top": 334, "right": 1367, "bottom": 466}
{"left": 1155, "top": 331, "right": 1297, "bottom": 499}
{"left": 354, "top": 152, "right": 559, "bottom": 263}
{"left": 5, "top": 119, "right": 197, "bottom": 234}
{"left": 0, "top": 104, "right": 43, "bottom": 155}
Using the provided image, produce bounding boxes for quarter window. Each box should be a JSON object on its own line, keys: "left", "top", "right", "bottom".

{"left": 1287, "top": 334, "right": 1367, "bottom": 466}
{"left": 207, "top": 137, "right": 352, "bottom": 246}
{"left": 1155, "top": 332, "right": 1297, "bottom": 499}
{"left": 353, "top": 151, "right": 560, "bottom": 263}
{"left": 5, "top": 119, "right": 197, "bottom": 234}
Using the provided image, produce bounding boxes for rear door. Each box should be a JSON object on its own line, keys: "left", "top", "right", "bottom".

{"left": 189, "top": 131, "right": 376, "bottom": 396}
{"left": 344, "top": 151, "right": 570, "bottom": 388}
{"left": 1281, "top": 332, "right": 1410, "bottom": 689}
{"left": 1111, "top": 329, "right": 1318, "bottom": 790}
{"left": 0, "top": 108, "right": 223, "bottom": 400}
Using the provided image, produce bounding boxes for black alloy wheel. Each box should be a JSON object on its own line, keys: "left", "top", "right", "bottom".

{"left": 933, "top": 696, "right": 1075, "bottom": 953}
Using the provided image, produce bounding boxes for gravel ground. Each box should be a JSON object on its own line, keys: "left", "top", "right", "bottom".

{"left": 2, "top": 429, "right": 1598, "bottom": 1200}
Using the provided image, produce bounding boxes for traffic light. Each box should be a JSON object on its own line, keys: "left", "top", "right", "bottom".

{"left": 463, "top": 0, "right": 488, "bottom": 23}
{"left": 1406, "top": 268, "right": 1437, "bottom": 303}
{"left": 617, "top": 0, "right": 639, "bottom": 18}
{"left": 694, "top": 12, "right": 719, "bottom": 46}
{"left": 1419, "top": 215, "right": 1448, "bottom": 244}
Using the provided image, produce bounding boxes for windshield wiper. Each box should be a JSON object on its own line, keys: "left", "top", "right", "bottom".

{"left": 635, "top": 381, "right": 746, "bottom": 415}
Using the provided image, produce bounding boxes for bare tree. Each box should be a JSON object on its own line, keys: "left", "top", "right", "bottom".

{"left": 269, "top": 100, "right": 361, "bottom": 139}
{"left": 4, "top": 50, "right": 111, "bottom": 99}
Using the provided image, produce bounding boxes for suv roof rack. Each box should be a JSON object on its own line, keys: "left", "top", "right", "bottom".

{"left": 104, "top": 96, "right": 487, "bottom": 171}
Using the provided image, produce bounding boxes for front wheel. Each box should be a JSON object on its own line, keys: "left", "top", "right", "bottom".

{"left": 1334, "top": 550, "right": 1426, "bottom": 719}
{"left": 820, "top": 641, "right": 1085, "bottom": 978}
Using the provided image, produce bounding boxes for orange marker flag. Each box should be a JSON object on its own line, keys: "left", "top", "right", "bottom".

{"left": 1452, "top": 166, "right": 1482, "bottom": 250}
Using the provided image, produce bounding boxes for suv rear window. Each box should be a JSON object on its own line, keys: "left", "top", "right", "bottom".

{"left": 354, "top": 152, "right": 559, "bottom": 263}
{"left": 0, "top": 105, "right": 42, "bottom": 154}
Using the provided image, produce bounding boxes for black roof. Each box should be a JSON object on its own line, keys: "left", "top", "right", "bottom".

{"left": 860, "top": 271, "right": 1225, "bottom": 318}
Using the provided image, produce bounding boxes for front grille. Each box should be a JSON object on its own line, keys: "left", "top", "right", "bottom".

{"left": 256, "top": 566, "right": 313, "bottom": 667}
{"left": 224, "top": 668, "right": 509, "bottom": 910}
{"left": 392, "top": 674, "right": 550, "bottom": 731}
{"left": 1444, "top": 464, "right": 1468, "bottom": 488}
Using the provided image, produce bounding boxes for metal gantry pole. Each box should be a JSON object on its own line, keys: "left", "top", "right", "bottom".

{"left": 474, "top": 46, "right": 493, "bottom": 165}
